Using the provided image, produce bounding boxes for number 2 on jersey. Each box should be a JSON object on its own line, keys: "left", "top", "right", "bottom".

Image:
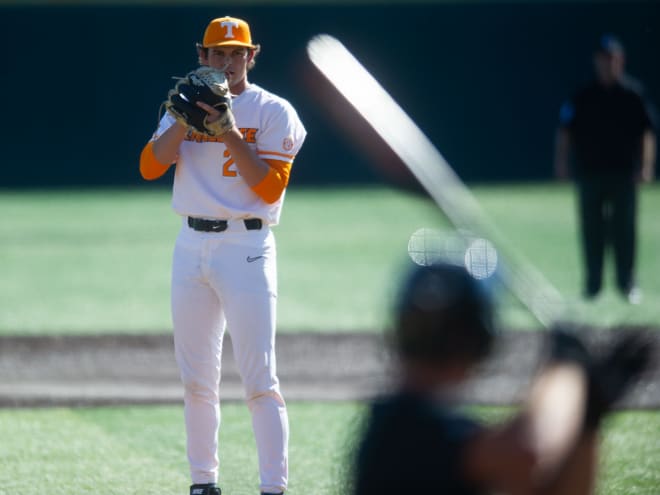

{"left": 222, "top": 149, "right": 237, "bottom": 177}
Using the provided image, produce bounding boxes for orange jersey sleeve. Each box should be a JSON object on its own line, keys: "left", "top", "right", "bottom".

{"left": 139, "top": 141, "right": 173, "bottom": 181}
{"left": 250, "top": 159, "right": 293, "bottom": 204}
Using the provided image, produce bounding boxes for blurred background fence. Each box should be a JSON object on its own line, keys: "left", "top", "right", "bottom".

{"left": 1, "top": 0, "right": 659, "bottom": 188}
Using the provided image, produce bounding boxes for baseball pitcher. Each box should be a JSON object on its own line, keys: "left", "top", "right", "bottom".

{"left": 139, "top": 16, "right": 306, "bottom": 495}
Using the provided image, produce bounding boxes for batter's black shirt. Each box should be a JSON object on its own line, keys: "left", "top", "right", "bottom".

{"left": 559, "top": 77, "right": 654, "bottom": 179}
{"left": 352, "top": 392, "right": 484, "bottom": 495}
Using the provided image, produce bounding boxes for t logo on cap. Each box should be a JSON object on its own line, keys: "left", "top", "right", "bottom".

{"left": 202, "top": 16, "right": 258, "bottom": 49}
{"left": 221, "top": 20, "right": 239, "bottom": 39}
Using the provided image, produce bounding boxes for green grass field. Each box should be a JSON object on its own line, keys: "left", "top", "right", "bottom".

{"left": 1, "top": 184, "right": 659, "bottom": 494}
{"left": 1, "top": 183, "right": 660, "bottom": 335}
{"left": 0, "top": 403, "right": 658, "bottom": 494}
{"left": 0, "top": 402, "right": 361, "bottom": 494}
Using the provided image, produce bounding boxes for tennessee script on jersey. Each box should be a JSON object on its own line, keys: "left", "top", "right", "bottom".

{"left": 184, "top": 127, "right": 258, "bottom": 144}
{"left": 153, "top": 83, "right": 307, "bottom": 225}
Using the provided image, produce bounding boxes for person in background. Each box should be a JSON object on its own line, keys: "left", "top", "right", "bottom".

{"left": 554, "top": 34, "right": 656, "bottom": 303}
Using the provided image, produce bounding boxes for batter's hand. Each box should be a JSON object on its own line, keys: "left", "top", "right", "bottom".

{"left": 584, "top": 331, "right": 653, "bottom": 428}
{"left": 545, "top": 327, "right": 653, "bottom": 429}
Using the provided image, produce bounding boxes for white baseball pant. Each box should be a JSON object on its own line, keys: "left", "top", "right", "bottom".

{"left": 171, "top": 220, "right": 288, "bottom": 494}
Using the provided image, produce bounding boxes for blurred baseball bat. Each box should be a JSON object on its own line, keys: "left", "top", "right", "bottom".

{"left": 305, "top": 34, "right": 566, "bottom": 329}
{"left": 305, "top": 35, "right": 593, "bottom": 474}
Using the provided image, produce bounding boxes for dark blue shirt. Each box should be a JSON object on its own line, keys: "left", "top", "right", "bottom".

{"left": 559, "top": 77, "right": 654, "bottom": 179}
{"left": 352, "top": 392, "right": 484, "bottom": 495}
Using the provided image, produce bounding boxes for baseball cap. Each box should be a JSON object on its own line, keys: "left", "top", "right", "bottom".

{"left": 597, "top": 34, "right": 625, "bottom": 55}
{"left": 392, "top": 262, "right": 496, "bottom": 364}
{"left": 202, "top": 16, "right": 257, "bottom": 49}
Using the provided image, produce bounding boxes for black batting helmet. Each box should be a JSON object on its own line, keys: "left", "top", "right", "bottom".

{"left": 391, "top": 261, "right": 496, "bottom": 364}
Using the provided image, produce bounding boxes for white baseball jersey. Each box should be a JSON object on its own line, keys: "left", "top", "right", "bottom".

{"left": 153, "top": 83, "right": 306, "bottom": 224}
{"left": 147, "top": 82, "right": 306, "bottom": 493}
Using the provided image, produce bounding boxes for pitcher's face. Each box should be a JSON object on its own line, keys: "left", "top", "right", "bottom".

{"left": 201, "top": 46, "right": 253, "bottom": 92}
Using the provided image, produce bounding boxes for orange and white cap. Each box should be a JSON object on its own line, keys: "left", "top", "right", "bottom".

{"left": 202, "top": 16, "right": 257, "bottom": 49}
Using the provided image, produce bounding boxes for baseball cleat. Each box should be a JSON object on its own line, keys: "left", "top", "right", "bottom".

{"left": 625, "top": 286, "right": 643, "bottom": 305}
{"left": 190, "top": 483, "right": 221, "bottom": 495}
